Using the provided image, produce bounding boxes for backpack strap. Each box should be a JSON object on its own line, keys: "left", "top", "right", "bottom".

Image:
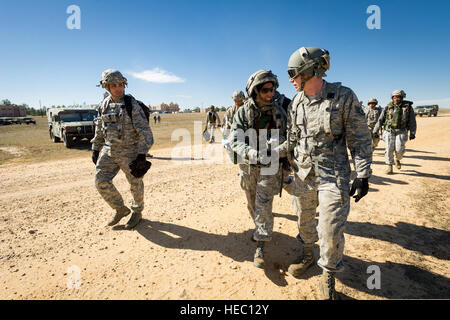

{"left": 123, "top": 94, "right": 134, "bottom": 120}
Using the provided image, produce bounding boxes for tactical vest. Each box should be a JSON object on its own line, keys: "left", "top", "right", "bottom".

{"left": 288, "top": 82, "right": 346, "bottom": 179}
{"left": 384, "top": 101, "right": 412, "bottom": 131}
{"left": 207, "top": 111, "right": 217, "bottom": 123}
{"left": 243, "top": 98, "right": 287, "bottom": 133}
{"left": 226, "top": 99, "right": 287, "bottom": 166}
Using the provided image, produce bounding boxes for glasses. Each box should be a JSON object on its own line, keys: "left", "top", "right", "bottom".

{"left": 260, "top": 87, "right": 275, "bottom": 94}
{"left": 287, "top": 68, "right": 301, "bottom": 79}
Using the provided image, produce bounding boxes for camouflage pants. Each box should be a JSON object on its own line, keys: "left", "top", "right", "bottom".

{"left": 94, "top": 149, "right": 144, "bottom": 214}
{"left": 238, "top": 164, "right": 282, "bottom": 242}
{"left": 207, "top": 123, "right": 216, "bottom": 141}
{"left": 383, "top": 130, "right": 408, "bottom": 164}
{"left": 291, "top": 171, "right": 350, "bottom": 273}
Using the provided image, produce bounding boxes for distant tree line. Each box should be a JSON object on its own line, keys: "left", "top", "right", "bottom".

{"left": 1, "top": 99, "right": 95, "bottom": 116}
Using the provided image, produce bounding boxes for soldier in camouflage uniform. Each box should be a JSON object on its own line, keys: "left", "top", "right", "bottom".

{"left": 91, "top": 69, "right": 154, "bottom": 229}
{"left": 205, "top": 105, "right": 221, "bottom": 143}
{"left": 373, "top": 90, "right": 416, "bottom": 174}
{"left": 222, "top": 90, "right": 245, "bottom": 138}
{"left": 229, "top": 70, "right": 288, "bottom": 269}
{"left": 364, "top": 98, "right": 383, "bottom": 151}
{"left": 277, "top": 47, "right": 372, "bottom": 299}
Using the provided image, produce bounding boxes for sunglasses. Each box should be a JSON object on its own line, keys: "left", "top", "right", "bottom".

{"left": 260, "top": 87, "right": 275, "bottom": 94}
{"left": 287, "top": 68, "right": 301, "bottom": 79}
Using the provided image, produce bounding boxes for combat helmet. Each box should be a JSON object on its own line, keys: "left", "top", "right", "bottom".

{"left": 287, "top": 47, "right": 330, "bottom": 91}
{"left": 232, "top": 90, "right": 245, "bottom": 101}
{"left": 246, "top": 70, "right": 279, "bottom": 98}
{"left": 368, "top": 98, "right": 378, "bottom": 105}
{"left": 98, "top": 69, "right": 128, "bottom": 89}
{"left": 391, "top": 90, "right": 406, "bottom": 99}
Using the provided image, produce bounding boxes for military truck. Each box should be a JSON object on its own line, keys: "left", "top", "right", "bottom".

{"left": 415, "top": 104, "right": 439, "bottom": 117}
{"left": 47, "top": 108, "right": 98, "bottom": 148}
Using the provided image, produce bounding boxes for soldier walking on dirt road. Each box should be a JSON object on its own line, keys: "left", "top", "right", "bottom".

{"left": 91, "top": 69, "right": 154, "bottom": 229}
{"left": 229, "top": 70, "right": 288, "bottom": 270}
{"left": 373, "top": 90, "right": 417, "bottom": 174}
{"left": 276, "top": 47, "right": 372, "bottom": 299}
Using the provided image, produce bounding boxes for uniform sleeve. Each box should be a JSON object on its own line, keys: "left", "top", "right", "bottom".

{"left": 230, "top": 107, "right": 252, "bottom": 159}
{"left": 275, "top": 100, "right": 296, "bottom": 158}
{"left": 408, "top": 105, "right": 417, "bottom": 135}
{"left": 91, "top": 104, "right": 105, "bottom": 151}
{"left": 373, "top": 106, "right": 386, "bottom": 134}
{"left": 344, "top": 90, "right": 372, "bottom": 178}
{"left": 222, "top": 110, "right": 228, "bottom": 126}
{"left": 131, "top": 101, "right": 154, "bottom": 154}
{"left": 215, "top": 111, "right": 221, "bottom": 125}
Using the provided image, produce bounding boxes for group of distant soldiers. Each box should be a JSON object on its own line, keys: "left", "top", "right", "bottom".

{"left": 89, "top": 46, "right": 417, "bottom": 300}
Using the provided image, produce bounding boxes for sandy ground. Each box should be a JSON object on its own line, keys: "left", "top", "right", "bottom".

{"left": 0, "top": 115, "right": 449, "bottom": 300}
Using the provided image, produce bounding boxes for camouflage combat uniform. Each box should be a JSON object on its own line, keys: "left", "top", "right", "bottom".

{"left": 206, "top": 110, "right": 220, "bottom": 140}
{"left": 364, "top": 105, "right": 383, "bottom": 149}
{"left": 91, "top": 95, "right": 154, "bottom": 216}
{"left": 373, "top": 100, "right": 416, "bottom": 165}
{"left": 222, "top": 104, "right": 240, "bottom": 137}
{"left": 277, "top": 80, "right": 372, "bottom": 272}
{"left": 230, "top": 98, "right": 287, "bottom": 241}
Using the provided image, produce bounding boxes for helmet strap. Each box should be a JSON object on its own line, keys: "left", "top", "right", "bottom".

{"left": 299, "top": 74, "right": 314, "bottom": 92}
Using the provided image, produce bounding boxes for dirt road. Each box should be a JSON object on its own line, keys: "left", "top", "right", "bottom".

{"left": 1, "top": 116, "right": 449, "bottom": 300}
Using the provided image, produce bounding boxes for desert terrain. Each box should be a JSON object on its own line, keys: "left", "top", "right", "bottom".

{"left": 0, "top": 112, "right": 449, "bottom": 300}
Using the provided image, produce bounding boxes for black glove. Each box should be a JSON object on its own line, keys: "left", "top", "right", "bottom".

{"left": 92, "top": 150, "right": 99, "bottom": 165}
{"left": 409, "top": 133, "right": 415, "bottom": 140}
{"left": 129, "top": 154, "right": 152, "bottom": 178}
{"left": 373, "top": 132, "right": 379, "bottom": 139}
{"left": 349, "top": 178, "right": 369, "bottom": 202}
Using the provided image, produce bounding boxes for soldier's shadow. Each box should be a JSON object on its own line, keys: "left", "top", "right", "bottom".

{"left": 400, "top": 169, "right": 450, "bottom": 181}
{"left": 345, "top": 221, "right": 450, "bottom": 260}
{"left": 403, "top": 154, "right": 450, "bottom": 162}
{"left": 405, "top": 149, "right": 436, "bottom": 154}
{"left": 135, "top": 219, "right": 301, "bottom": 287}
{"left": 337, "top": 255, "right": 450, "bottom": 299}
{"left": 368, "top": 175, "right": 409, "bottom": 186}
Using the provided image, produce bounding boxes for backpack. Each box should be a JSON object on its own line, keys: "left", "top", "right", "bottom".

{"left": 124, "top": 94, "right": 150, "bottom": 122}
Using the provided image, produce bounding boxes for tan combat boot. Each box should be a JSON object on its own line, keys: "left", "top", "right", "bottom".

{"left": 395, "top": 159, "right": 401, "bottom": 170}
{"left": 125, "top": 212, "right": 142, "bottom": 230}
{"left": 107, "top": 207, "right": 131, "bottom": 226}
{"left": 385, "top": 164, "right": 393, "bottom": 174}
{"left": 318, "top": 271, "right": 337, "bottom": 300}
{"left": 288, "top": 246, "right": 314, "bottom": 278}
{"left": 253, "top": 241, "right": 265, "bottom": 269}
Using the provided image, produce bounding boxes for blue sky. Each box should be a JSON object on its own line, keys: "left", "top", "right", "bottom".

{"left": 1, "top": 0, "right": 450, "bottom": 109}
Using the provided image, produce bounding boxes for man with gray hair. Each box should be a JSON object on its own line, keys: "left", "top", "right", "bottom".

{"left": 92, "top": 69, "right": 154, "bottom": 229}
{"left": 277, "top": 47, "right": 372, "bottom": 299}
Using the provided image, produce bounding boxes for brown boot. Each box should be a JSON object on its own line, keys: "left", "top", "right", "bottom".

{"left": 288, "top": 246, "right": 314, "bottom": 278}
{"left": 253, "top": 241, "right": 265, "bottom": 269}
{"left": 395, "top": 159, "right": 401, "bottom": 170}
{"left": 385, "top": 164, "right": 393, "bottom": 174}
{"left": 318, "top": 271, "right": 337, "bottom": 300}
{"left": 124, "top": 212, "right": 142, "bottom": 230}
{"left": 107, "top": 207, "right": 131, "bottom": 226}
